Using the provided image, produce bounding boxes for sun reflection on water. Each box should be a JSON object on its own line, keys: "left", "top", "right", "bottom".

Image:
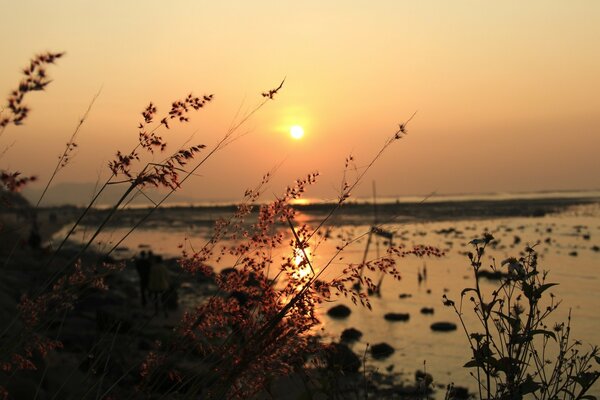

{"left": 292, "top": 247, "right": 313, "bottom": 281}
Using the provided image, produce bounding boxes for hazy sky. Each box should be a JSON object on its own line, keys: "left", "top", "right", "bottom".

{"left": 1, "top": 1, "right": 599, "bottom": 203}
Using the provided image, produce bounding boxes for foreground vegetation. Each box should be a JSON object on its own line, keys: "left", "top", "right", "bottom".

{"left": 1, "top": 53, "right": 598, "bottom": 399}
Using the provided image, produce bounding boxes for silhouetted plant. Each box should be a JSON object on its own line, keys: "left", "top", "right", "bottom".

{"left": 445, "top": 234, "right": 600, "bottom": 400}
{"left": 0, "top": 52, "right": 64, "bottom": 193}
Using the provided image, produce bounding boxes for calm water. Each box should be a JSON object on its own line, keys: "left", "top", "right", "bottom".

{"left": 53, "top": 198, "right": 600, "bottom": 395}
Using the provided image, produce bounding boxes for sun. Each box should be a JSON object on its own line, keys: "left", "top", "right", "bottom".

{"left": 290, "top": 125, "right": 304, "bottom": 140}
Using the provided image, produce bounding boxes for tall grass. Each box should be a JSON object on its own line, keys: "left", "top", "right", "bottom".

{"left": 0, "top": 52, "right": 434, "bottom": 399}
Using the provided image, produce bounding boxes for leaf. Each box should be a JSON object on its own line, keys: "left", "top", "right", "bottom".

{"left": 519, "top": 375, "right": 541, "bottom": 395}
{"left": 574, "top": 372, "right": 598, "bottom": 388}
{"left": 494, "top": 311, "right": 520, "bottom": 331}
{"left": 511, "top": 334, "right": 532, "bottom": 345}
{"left": 530, "top": 329, "right": 557, "bottom": 341}
{"left": 493, "top": 357, "right": 526, "bottom": 374}
{"left": 536, "top": 283, "right": 558, "bottom": 297}
{"left": 484, "top": 299, "right": 499, "bottom": 314}
{"left": 580, "top": 396, "right": 597, "bottom": 400}
{"left": 463, "top": 359, "right": 483, "bottom": 368}
{"left": 595, "top": 355, "right": 600, "bottom": 365}
{"left": 461, "top": 288, "right": 477, "bottom": 297}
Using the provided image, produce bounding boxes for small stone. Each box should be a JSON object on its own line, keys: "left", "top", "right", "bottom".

{"left": 371, "top": 342, "right": 395, "bottom": 359}
{"left": 384, "top": 312, "right": 410, "bottom": 322}
{"left": 327, "top": 304, "right": 351, "bottom": 319}
{"left": 430, "top": 322, "right": 457, "bottom": 332}
{"left": 341, "top": 327, "right": 363, "bottom": 342}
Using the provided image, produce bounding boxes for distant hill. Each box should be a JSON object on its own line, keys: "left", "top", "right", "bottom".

{"left": 22, "top": 182, "right": 201, "bottom": 207}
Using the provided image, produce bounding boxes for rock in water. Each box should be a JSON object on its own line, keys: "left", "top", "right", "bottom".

{"left": 327, "top": 304, "right": 351, "bottom": 319}
{"left": 370, "top": 342, "right": 394, "bottom": 359}
{"left": 325, "top": 343, "right": 361, "bottom": 373}
{"left": 430, "top": 322, "right": 457, "bottom": 332}
{"left": 384, "top": 312, "right": 410, "bottom": 322}
{"left": 341, "top": 327, "right": 363, "bottom": 342}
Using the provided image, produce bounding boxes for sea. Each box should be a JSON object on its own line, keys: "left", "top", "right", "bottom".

{"left": 51, "top": 190, "right": 600, "bottom": 396}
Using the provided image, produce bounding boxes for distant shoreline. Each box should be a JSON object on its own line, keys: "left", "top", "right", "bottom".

{"left": 30, "top": 195, "right": 600, "bottom": 231}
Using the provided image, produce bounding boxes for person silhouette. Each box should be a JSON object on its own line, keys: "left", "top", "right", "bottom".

{"left": 135, "top": 251, "right": 151, "bottom": 306}
{"left": 148, "top": 254, "right": 169, "bottom": 317}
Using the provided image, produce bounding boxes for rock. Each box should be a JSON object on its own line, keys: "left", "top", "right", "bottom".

{"left": 384, "top": 312, "right": 410, "bottom": 322}
{"left": 415, "top": 370, "right": 433, "bottom": 386}
{"left": 327, "top": 304, "right": 351, "bottom": 319}
{"left": 398, "top": 293, "right": 412, "bottom": 299}
{"left": 341, "top": 327, "right": 363, "bottom": 342}
{"left": 325, "top": 342, "right": 361, "bottom": 373}
{"left": 592, "top": 245, "right": 600, "bottom": 252}
{"left": 420, "top": 307, "right": 434, "bottom": 315}
{"left": 370, "top": 342, "right": 394, "bottom": 359}
{"left": 431, "top": 322, "right": 457, "bottom": 332}
{"left": 569, "top": 251, "right": 578, "bottom": 257}
{"left": 449, "top": 385, "right": 471, "bottom": 399}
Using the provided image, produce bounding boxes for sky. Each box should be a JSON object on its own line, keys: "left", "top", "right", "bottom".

{"left": 1, "top": 1, "right": 599, "bottom": 204}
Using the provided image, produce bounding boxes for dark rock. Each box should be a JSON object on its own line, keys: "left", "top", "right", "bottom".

{"left": 325, "top": 342, "right": 361, "bottom": 373}
{"left": 341, "top": 327, "right": 363, "bottom": 342}
{"left": 398, "top": 293, "right": 412, "bottom": 299}
{"left": 431, "top": 322, "right": 457, "bottom": 332}
{"left": 370, "top": 342, "right": 394, "bottom": 359}
{"left": 327, "top": 304, "right": 351, "bottom": 319}
{"left": 415, "top": 370, "right": 433, "bottom": 386}
{"left": 592, "top": 245, "right": 600, "bottom": 252}
{"left": 384, "top": 312, "right": 410, "bottom": 322}
{"left": 449, "top": 385, "right": 471, "bottom": 399}
{"left": 420, "top": 307, "right": 434, "bottom": 315}
{"left": 569, "top": 251, "right": 578, "bottom": 257}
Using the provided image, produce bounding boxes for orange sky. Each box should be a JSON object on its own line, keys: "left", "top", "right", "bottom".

{"left": 1, "top": 1, "right": 599, "bottom": 203}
